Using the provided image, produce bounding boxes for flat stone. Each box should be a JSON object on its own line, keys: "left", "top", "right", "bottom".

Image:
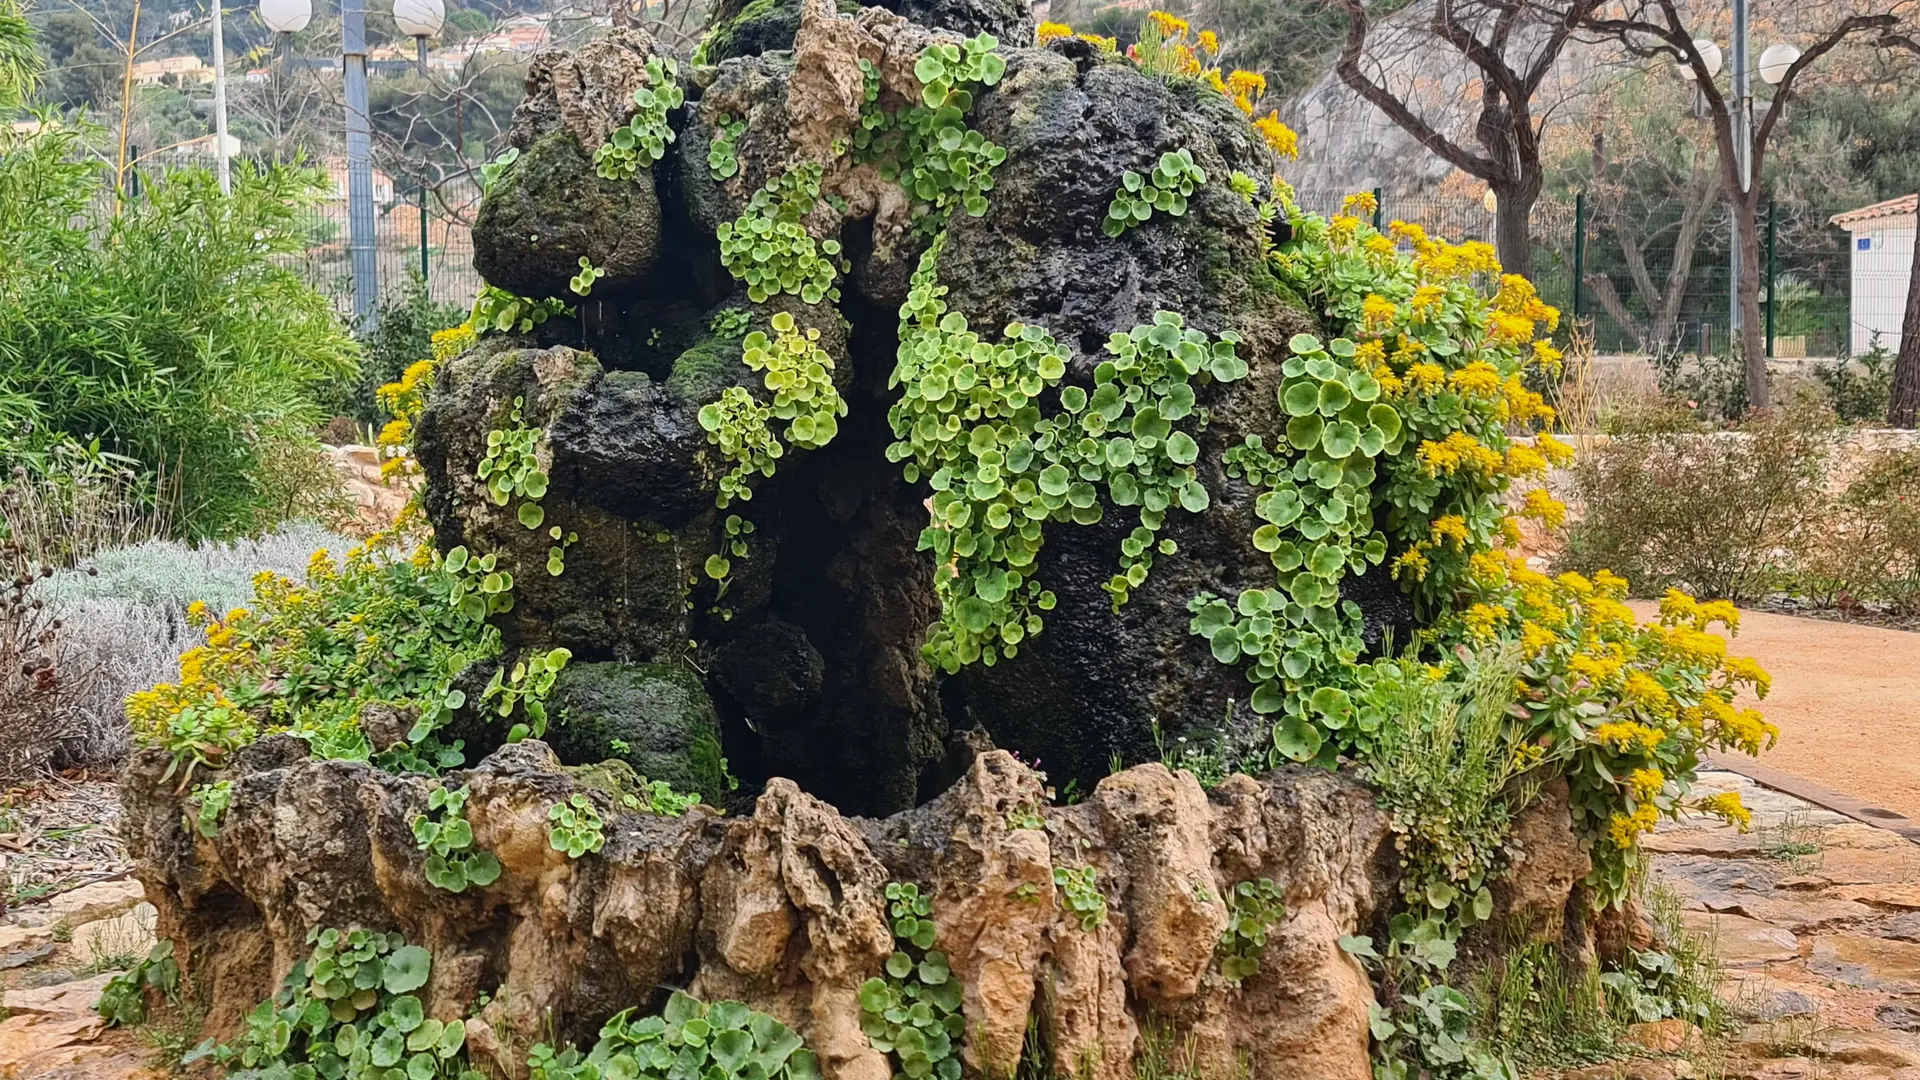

{"left": 0, "top": 923, "right": 56, "bottom": 952}
{"left": 13, "top": 880, "right": 146, "bottom": 928}
{"left": 1709, "top": 894, "right": 1875, "bottom": 931}
{"left": 1683, "top": 911, "right": 1801, "bottom": 964}
{"left": 1560, "top": 1060, "right": 1682, "bottom": 1080}
{"left": 1835, "top": 884, "right": 1920, "bottom": 910}
{"left": 0, "top": 941, "right": 55, "bottom": 969}
{"left": 1776, "top": 848, "right": 1920, "bottom": 887}
{"left": 1880, "top": 1005, "right": 1920, "bottom": 1032}
{"left": 1645, "top": 828, "right": 1770, "bottom": 857}
{"left": 1821, "top": 824, "right": 1914, "bottom": 852}
{"left": 1808, "top": 935, "right": 1920, "bottom": 992}
{"left": 1886, "top": 913, "right": 1920, "bottom": 942}
{"left": 1817, "top": 1030, "right": 1920, "bottom": 1069}
{"left": 0, "top": 972, "right": 117, "bottom": 1017}
{"left": 67, "top": 905, "right": 156, "bottom": 968}
{"left": 0, "top": 1013, "right": 106, "bottom": 1071}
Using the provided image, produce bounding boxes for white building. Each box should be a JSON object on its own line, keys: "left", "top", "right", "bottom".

{"left": 1831, "top": 194, "right": 1915, "bottom": 357}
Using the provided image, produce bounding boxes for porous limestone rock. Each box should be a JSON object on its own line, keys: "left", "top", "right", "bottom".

{"left": 123, "top": 740, "right": 1406, "bottom": 1080}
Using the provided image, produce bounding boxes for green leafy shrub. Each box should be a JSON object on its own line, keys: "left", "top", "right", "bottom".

{"left": 529, "top": 991, "right": 820, "bottom": 1080}
{"left": 0, "top": 130, "right": 357, "bottom": 538}
{"left": 96, "top": 940, "right": 181, "bottom": 1027}
{"left": 126, "top": 541, "right": 500, "bottom": 777}
{"left": 412, "top": 784, "right": 503, "bottom": 893}
{"left": 1103, "top": 149, "right": 1207, "bottom": 237}
{"left": 193, "top": 928, "right": 482, "bottom": 1079}
{"left": 484, "top": 646, "right": 575, "bottom": 742}
{"left": 1216, "top": 878, "right": 1284, "bottom": 985}
{"left": 548, "top": 791, "right": 606, "bottom": 858}
{"left": 335, "top": 274, "right": 466, "bottom": 425}
{"left": 1558, "top": 398, "right": 1833, "bottom": 602}
{"left": 595, "top": 57, "right": 684, "bottom": 180}
{"left": 1803, "top": 444, "right": 1920, "bottom": 614}
{"left": 860, "top": 882, "right": 964, "bottom": 1080}
{"left": 1812, "top": 335, "right": 1895, "bottom": 423}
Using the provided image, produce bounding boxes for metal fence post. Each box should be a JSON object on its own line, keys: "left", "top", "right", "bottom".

{"left": 127, "top": 145, "right": 139, "bottom": 200}
{"left": 1371, "top": 187, "right": 1383, "bottom": 232}
{"left": 1765, "top": 198, "right": 1777, "bottom": 358}
{"left": 1573, "top": 191, "right": 1586, "bottom": 322}
{"left": 419, "top": 178, "right": 430, "bottom": 283}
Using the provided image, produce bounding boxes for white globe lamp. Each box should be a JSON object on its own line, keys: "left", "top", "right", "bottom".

{"left": 1676, "top": 37, "right": 1722, "bottom": 80}
{"left": 1482, "top": 189, "right": 1497, "bottom": 214}
{"left": 259, "top": 0, "right": 312, "bottom": 34}
{"left": 393, "top": 0, "right": 446, "bottom": 39}
{"left": 1758, "top": 42, "right": 1801, "bottom": 85}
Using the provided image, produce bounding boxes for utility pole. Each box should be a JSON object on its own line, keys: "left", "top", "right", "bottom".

{"left": 342, "top": 0, "right": 378, "bottom": 324}
{"left": 211, "top": 0, "right": 231, "bottom": 194}
{"left": 1729, "top": 0, "right": 1751, "bottom": 337}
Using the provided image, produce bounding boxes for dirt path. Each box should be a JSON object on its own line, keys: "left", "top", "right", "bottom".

{"left": 1630, "top": 603, "right": 1920, "bottom": 823}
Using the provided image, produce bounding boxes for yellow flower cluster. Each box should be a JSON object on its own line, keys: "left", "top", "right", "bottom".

{"left": 1253, "top": 112, "right": 1299, "bottom": 159}
{"left": 1361, "top": 294, "right": 1398, "bottom": 328}
{"left": 1607, "top": 802, "right": 1661, "bottom": 848}
{"left": 1518, "top": 488, "right": 1567, "bottom": 529}
{"left": 1447, "top": 360, "right": 1502, "bottom": 398}
{"left": 1147, "top": 9, "right": 1188, "bottom": 36}
{"left": 1417, "top": 432, "right": 1502, "bottom": 476}
{"left": 1035, "top": 20, "right": 1073, "bottom": 43}
{"left": 1593, "top": 721, "right": 1666, "bottom": 752}
{"left": 1429, "top": 514, "right": 1468, "bottom": 549}
{"left": 1461, "top": 601, "right": 1509, "bottom": 640}
{"left": 1342, "top": 190, "right": 1378, "bottom": 217}
{"left": 1079, "top": 32, "right": 1118, "bottom": 51}
{"left": 1696, "top": 791, "right": 1753, "bottom": 830}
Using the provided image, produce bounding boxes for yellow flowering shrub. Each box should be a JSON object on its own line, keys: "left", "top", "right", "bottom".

{"left": 129, "top": 541, "right": 502, "bottom": 778}
{"left": 1446, "top": 554, "right": 1775, "bottom": 902}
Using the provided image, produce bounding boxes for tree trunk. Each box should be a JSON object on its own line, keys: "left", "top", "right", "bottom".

{"left": 1494, "top": 181, "right": 1538, "bottom": 281}
{"left": 1733, "top": 197, "right": 1770, "bottom": 410}
{"left": 1888, "top": 231, "right": 1920, "bottom": 428}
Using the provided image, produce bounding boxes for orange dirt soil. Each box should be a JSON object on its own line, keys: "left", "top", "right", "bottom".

{"left": 1629, "top": 602, "right": 1920, "bottom": 822}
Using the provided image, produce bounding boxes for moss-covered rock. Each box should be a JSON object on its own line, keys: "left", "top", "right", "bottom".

{"left": 544, "top": 661, "right": 729, "bottom": 800}
{"left": 472, "top": 128, "right": 663, "bottom": 299}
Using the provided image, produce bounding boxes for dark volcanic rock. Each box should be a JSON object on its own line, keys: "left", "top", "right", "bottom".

{"left": 544, "top": 661, "right": 730, "bottom": 800}
{"left": 472, "top": 128, "right": 663, "bottom": 299}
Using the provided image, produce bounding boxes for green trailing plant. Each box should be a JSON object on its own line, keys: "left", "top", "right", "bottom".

{"left": 569, "top": 257, "right": 606, "bottom": 297}
{"left": 95, "top": 940, "right": 181, "bottom": 1027}
{"left": 479, "top": 147, "right": 519, "bottom": 194}
{"left": 854, "top": 35, "right": 1009, "bottom": 227}
{"left": 716, "top": 163, "right": 845, "bottom": 304}
{"left": 698, "top": 312, "right": 848, "bottom": 507}
{"left": 1104, "top": 148, "right": 1207, "bottom": 237}
{"left": 528, "top": 991, "right": 821, "bottom": 1080}
{"left": 411, "top": 784, "right": 503, "bottom": 894}
{"left": 707, "top": 114, "right": 746, "bottom": 180}
{"left": 710, "top": 307, "right": 751, "bottom": 338}
{"left": 1340, "top": 931, "right": 1514, "bottom": 1080}
{"left": 595, "top": 57, "right": 684, "bottom": 180}
{"left": 470, "top": 287, "right": 569, "bottom": 336}
{"left": 626, "top": 778, "right": 702, "bottom": 817}
{"left": 1216, "top": 878, "right": 1284, "bottom": 985}
{"left": 547, "top": 525, "right": 579, "bottom": 577}
{"left": 444, "top": 544, "right": 516, "bottom": 621}
{"left": 860, "top": 882, "right": 964, "bottom": 1080}
{"left": 188, "top": 928, "right": 482, "bottom": 1080}
{"left": 187, "top": 779, "right": 233, "bottom": 838}
{"left": 484, "top": 646, "right": 574, "bottom": 741}
{"left": 888, "top": 255, "right": 1245, "bottom": 671}
{"left": 548, "top": 792, "right": 606, "bottom": 858}
{"left": 1052, "top": 862, "right": 1106, "bottom": 930}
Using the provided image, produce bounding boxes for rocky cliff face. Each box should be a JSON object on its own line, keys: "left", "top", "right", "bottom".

{"left": 123, "top": 739, "right": 1400, "bottom": 1080}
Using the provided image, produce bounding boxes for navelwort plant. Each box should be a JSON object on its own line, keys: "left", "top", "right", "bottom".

{"left": 888, "top": 255, "right": 1245, "bottom": 671}
{"left": 411, "top": 784, "right": 502, "bottom": 894}
{"left": 569, "top": 257, "right": 606, "bottom": 297}
{"left": 1104, "top": 149, "right": 1207, "bottom": 237}
{"left": 528, "top": 991, "right": 821, "bottom": 1080}
{"left": 703, "top": 513, "right": 756, "bottom": 592}
{"left": 478, "top": 396, "right": 552, "bottom": 529}
{"left": 595, "top": 57, "right": 683, "bottom": 180}
{"left": 854, "top": 35, "right": 1009, "bottom": 227}
{"left": 698, "top": 312, "right": 847, "bottom": 507}
{"left": 1052, "top": 862, "right": 1107, "bottom": 930}
{"left": 190, "top": 928, "right": 483, "bottom": 1080}
{"left": 716, "top": 163, "right": 845, "bottom": 305}
{"left": 547, "top": 792, "right": 606, "bottom": 858}
{"left": 707, "top": 113, "right": 746, "bottom": 180}
{"left": 1217, "top": 878, "right": 1284, "bottom": 985}
{"left": 470, "top": 286, "right": 568, "bottom": 336}
{"left": 860, "top": 882, "right": 964, "bottom": 1080}
{"left": 484, "top": 646, "right": 574, "bottom": 741}
{"left": 710, "top": 307, "right": 751, "bottom": 338}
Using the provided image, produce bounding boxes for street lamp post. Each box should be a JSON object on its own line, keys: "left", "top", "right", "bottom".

{"left": 393, "top": 0, "right": 444, "bottom": 73}
{"left": 211, "top": 0, "right": 232, "bottom": 194}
